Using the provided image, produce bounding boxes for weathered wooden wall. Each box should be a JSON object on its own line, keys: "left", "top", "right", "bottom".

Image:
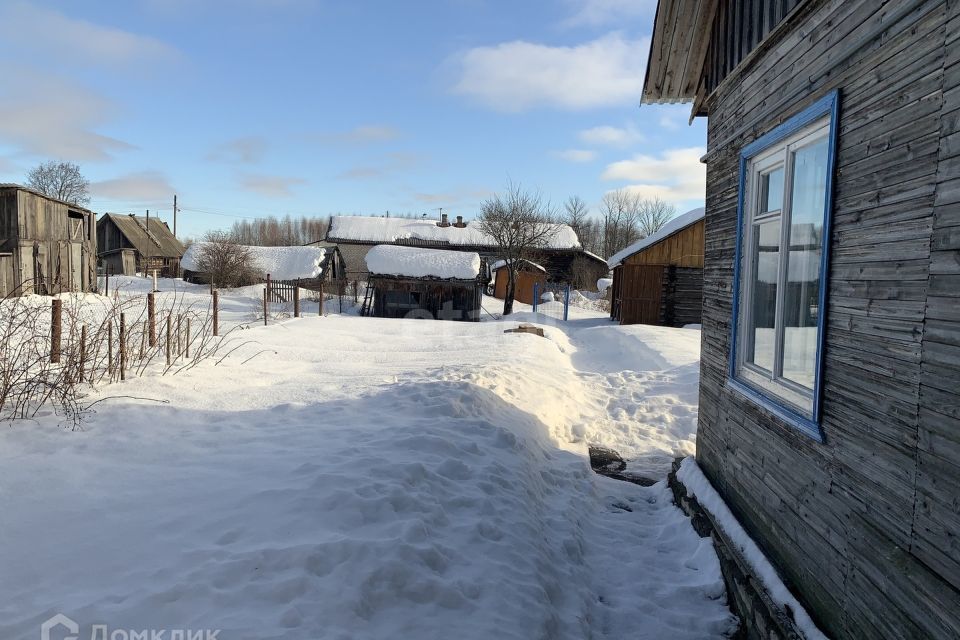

{"left": 370, "top": 276, "right": 482, "bottom": 322}
{"left": 696, "top": 0, "right": 960, "bottom": 638}
{"left": 622, "top": 219, "right": 705, "bottom": 268}
{"left": 661, "top": 266, "right": 703, "bottom": 327}
{"left": 0, "top": 187, "right": 96, "bottom": 295}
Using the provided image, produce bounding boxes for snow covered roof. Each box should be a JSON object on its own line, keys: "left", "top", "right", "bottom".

{"left": 328, "top": 216, "right": 581, "bottom": 250}
{"left": 607, "top": 207, "right": 706, "bottom": 268}
{"left": 182, "top": 243, "right": 329, "bottom": 280}
{"left": 489, "top": 258, "right": 546, "bottom": 273}
{"left": 365, "top": 245, "right": 481, "bottom": 280}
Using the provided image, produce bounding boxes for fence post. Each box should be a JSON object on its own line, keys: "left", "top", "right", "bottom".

{"left": 148, "top": 292, "right": 156, "bottom": 347}
{"left": 119, "top": 313, "right": 126, "bottom": 381}
{"left": 263, "top": 288, "right": 268, "bottom": 326}
{"left": 563, "top": 285, "right": 570, "bottom": 322}
{"left": 266, "top": 273, "right": 271, "bottom": 302}
{"left": 165, "top": 314, "right": 172, "bottom": 365}
{"left": 294, "top": 283, "right": 301, "bottom": 318}
{"left": 319, "top": 288, "right": 324, "bottom": 316}
{"left": 105, "top": 266, "right": 110, "bottom": 297}
{"left": 353, "top": 280, "right": 358, "bottom": 303}
{"left": 108, "top": 320, "right": 114, "bottom": 376}
{"left": 212, "top": 290, "right": 219, "bottom": 336}
{"left": 185, "top": 317, "right": 191, "bottom": 358}
{"left": 139, "top": 321, "right": 147, "bottom": 360}
{"left": 532, "top": 283, "right": 539, "bottom": 313}
{"left": 176, "top": 314, "right": 182, "bottom": 357}
{"left": 50, "top": 299, "right": 62, "bottom": 363}
{"left": 79, "top": 324, "right": 87, "bottom": 382}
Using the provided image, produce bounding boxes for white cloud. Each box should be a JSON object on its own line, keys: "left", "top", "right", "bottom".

{"left": 451, "top": 33, "right": 648, "bottom": 111}
{"left": 207, "top": 136, "right": 268, "bottom": 163}
{"left": 313, "top": 125, "right": 401, "bottom": 145}
{"left": 91, "top": 171, "right": 175, "bottom": 203}
{"left": 338, "top": 152, "right": 421, "bottom": 180}
{"left": 0, "top": 3, "right": 179, "bottom": 68}
{"left": 578, "top": 124, "right": 644, "bottom": 147}
{"left": 562, "top": 0, "right": 657, "bottom": 28}
{"left": 554, "top": 149, "right": 597, "bottom": 163}
{"left": 602, "top": 147, "right": 706, "bottom": 203}
{"left": 239, "top": 174, "right": 307, "bottom": 197}
{"left": 0, "top": 69, "right": 134, "bottom": 161}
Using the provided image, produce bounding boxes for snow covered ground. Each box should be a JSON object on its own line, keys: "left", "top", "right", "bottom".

{"left": 0, "top": 280, "right": 735, "bottom": 639}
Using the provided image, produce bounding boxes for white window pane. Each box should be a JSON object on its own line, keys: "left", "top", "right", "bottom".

{"left": 760, "top": 167, "right": 784, "bottom": 214}
{"left": 781, "top": 137, "right": 828, "bottom": 390}
{"left": 747, "top": 218, "right": 780, "bottom": 373}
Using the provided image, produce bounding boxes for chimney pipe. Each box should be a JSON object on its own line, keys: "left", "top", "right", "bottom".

{"left": 455, "top": 215, "right": 465, "bottom": 228}
{"left": 439, "top": 213, "right": 449, "bottom": 227}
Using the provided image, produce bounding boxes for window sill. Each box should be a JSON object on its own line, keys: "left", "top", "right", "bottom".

{"left": 725, "top": 377, "right": 824, "bottom": 443}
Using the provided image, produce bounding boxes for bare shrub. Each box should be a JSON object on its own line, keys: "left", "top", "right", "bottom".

{"left": 193, "top": 231, "right": 260, "bottom": 288}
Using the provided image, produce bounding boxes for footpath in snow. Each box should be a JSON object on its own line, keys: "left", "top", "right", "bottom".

{"left": 0, "top": 285, "right": 735, "bottom": 640}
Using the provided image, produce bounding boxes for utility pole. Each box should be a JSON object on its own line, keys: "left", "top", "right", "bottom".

{"left": 173, "top": 194, "right": 178, "bottom": 238}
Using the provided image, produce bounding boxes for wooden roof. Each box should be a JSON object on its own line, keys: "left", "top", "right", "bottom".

{"left": 642, "top": 0, "right": 718, "bottom": 104}
{"left": 101, "top": 213, "right": 185, "bottom": 259}
{"left": 0, "top": 183, "right": 96, "bottom": 214}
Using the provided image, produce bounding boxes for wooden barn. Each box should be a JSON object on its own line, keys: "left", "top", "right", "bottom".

{"left": 364, "top": 245, "right": 485, "bottom": 322}
{"left": 97, "top": 213, "right": 184, "bottom": 277}
{"left": 646, "top": 0, "right": 960, "bottom": 638}
{"left": 607, "top": 207, "right": 704, "bottom": 326}
{"left": 0, "top": 184, "right": 97, "bottom": 296}
{"left": 490, "top": 259, "right": 547, "bottom": 305}
{"left": 325, "top": 214, "right": 606, "bottom": 286}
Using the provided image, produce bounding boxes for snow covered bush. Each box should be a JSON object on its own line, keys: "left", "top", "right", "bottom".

{"left": 191, "top": 231, "right": 260, "bottom": 288}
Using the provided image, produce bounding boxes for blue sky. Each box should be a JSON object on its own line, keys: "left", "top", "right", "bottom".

{"left": 0, "top": 0, "right": 707, "bottom": 240}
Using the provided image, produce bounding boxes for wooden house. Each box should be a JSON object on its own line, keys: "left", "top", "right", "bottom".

{"left": 325, "top": 214, "right": 607, "bottom": 285}
{"left": 0, "top": 184, "right": 97, "bottom": 296}
{"left": 607, "top": 207, "right": 704, "bottom": 326}
{"left": 364, "top": 244, "right": 485, "bottom": 321}
{"left": 645, "top": 0, "right": 960, "bottom": 637}
{"left": 490, "top": 259, "right": 547, "bottom": 305}
{"left": 97, "top": 213, "right": 184, "bottom": 277}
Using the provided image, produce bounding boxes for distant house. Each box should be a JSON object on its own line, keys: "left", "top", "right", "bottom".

{"left": 181, "top": 243, "right": 344, "bottom": 289}
{"left": 646, "top": 0, "right": 960, "bottom": 638}
{"left": 325, "top": 213, "right": 607, "bottom": 285}
{"left": 97, "top": 213, "right": 184, "bottom": 277}
{"left": 490, "top": 259, "right": 547, "bottom": 306}
{"left": 364, "top": 245, "right": 485, "bottom": 321}
{"left": 0, "top": 184, "right": 97, "bottom": 296}
{"left": 606, "top": 207, "right": 704, "bottom": 326}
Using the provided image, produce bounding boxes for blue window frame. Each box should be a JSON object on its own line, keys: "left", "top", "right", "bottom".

{"left": 729, "top": 91, "right": 839, "bottom": 441}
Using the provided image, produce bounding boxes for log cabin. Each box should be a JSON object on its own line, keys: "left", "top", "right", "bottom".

{"left": 0, "top": 184, "right": 97, "bottom": 296}
{"left": 646, "top": 0, "right": 960, "bottom": 637}
{"left": 607, "top": 207, "right": 705, "bottom": 326}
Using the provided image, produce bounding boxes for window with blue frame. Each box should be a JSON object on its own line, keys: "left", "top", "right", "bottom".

{"left": 730, "top": 91, "right": 839, "bottom": 437}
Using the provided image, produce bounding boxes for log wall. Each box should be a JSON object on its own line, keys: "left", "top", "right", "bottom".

{"left": 697, "top": 0, "right": 960, "bottom": 637}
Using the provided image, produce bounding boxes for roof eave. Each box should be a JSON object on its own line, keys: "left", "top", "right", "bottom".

{"left": 641, "top": 0, "right": 719, "bottom": 107}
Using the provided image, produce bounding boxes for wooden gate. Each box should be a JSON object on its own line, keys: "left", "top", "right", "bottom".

{"left": 619, "top": 264, "right": 664, "bottom": 325}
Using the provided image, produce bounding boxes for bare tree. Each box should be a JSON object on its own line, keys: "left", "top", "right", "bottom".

{"left": 637, "top": 196, "right": 676, "bottom": 237}
{"left": 193, "top": 231, "right": 259, "bottom": 288}
{"left": 477, "top": 183, "right": 559, "bottom": 315}
{"left": 600, "top": 188, "right": 641, "bottom": 257}
{"left": 26, "top": 161, "right": 91, "bottom": 206}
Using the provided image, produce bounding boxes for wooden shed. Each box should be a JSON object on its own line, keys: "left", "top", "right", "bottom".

{"left": 607, "top": 208, "right": 704, "bottom": 326}
{"left": 0, "top": 184, "right": 97, "bottom": 296}
{"left": 97, "top": 213, "right": 184, "bottom": 277}
{"left": 646, "top": 0, "right": 960, "bottom": 638}
{"left": 491, "top": 259, "right": 547, "bottom": 305}
{"left": 364, "top": 245, "right": 485, "bottom": 322}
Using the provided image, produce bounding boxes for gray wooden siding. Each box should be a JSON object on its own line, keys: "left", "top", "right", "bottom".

{"left": 697, "top": 0, "right": 960, "bottom": 638}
